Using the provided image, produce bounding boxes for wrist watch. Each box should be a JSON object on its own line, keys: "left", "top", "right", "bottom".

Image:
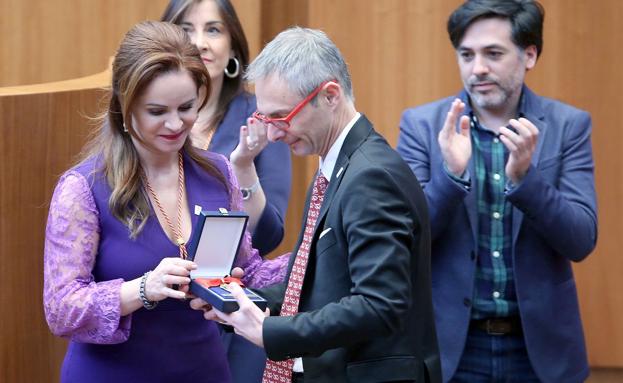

{"left": 241, "top": 179, "right": 260, "bottom": 201}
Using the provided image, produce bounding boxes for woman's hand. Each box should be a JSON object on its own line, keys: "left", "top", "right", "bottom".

{"left": 144, "top": 257, "right": 197, "bottom": 301}
{"left": 230, "top": 117, "right": 268, "bottom": 167}
{"left": 228, "top": 118, "right": 269, "bottom": 233}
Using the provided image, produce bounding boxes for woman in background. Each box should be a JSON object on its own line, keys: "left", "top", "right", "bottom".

{"left": 43, "top": 21, "right": 285, "bottom": 382}
{"left": 162, "top": 0, "right": 292, "bottom": 257}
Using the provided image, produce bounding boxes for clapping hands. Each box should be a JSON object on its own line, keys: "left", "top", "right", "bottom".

{"left": 438, "top": 99, "right": 472, "bottom": 177}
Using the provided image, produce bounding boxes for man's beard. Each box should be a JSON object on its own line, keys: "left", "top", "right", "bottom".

{"left": 465, "top": 73, "right": 522, "bottom": 111}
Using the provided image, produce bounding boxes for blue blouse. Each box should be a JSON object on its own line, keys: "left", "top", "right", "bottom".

{"left": 208, "top": 92, "right": 292, "bottom": 256}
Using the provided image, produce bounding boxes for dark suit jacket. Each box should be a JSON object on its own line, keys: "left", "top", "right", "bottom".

{"left": 396, "top": 87, "right": 598, "bottom": 383}
{"left": 260, "top": 116, "right": 441, "bottom": 383}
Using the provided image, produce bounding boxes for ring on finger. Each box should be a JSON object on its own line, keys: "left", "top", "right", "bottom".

{"left": 246, "top": 134, "right": 259, "bottom": 150}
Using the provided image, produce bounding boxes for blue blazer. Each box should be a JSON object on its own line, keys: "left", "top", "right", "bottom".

{"left": 396, "top": 86, "right": 597, "bottom": 383}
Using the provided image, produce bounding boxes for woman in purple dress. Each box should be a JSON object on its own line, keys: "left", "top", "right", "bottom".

{"left": 43, "top": 21, "right": 286, "bottom": 383}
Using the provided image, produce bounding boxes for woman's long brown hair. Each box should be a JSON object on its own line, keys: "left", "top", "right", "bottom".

{"left": 78, "top": 21, "right": 228, "bottom": 238}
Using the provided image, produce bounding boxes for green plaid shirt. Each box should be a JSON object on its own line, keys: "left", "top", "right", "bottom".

{"left": 469, "top": 112, "right": 519, "bottom": 319}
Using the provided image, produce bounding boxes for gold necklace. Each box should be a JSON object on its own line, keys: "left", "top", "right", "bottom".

{"left": 143, "top": 152, "right": 188, "bottom": 259}
{"left": 190, "top": 116, "right": 216, "bottom": 151}
{"left": 193, "top": 127, "right": 215, "bottom": 151}
{"left": 201, "top": 129, "right": 215, "bottom": 151}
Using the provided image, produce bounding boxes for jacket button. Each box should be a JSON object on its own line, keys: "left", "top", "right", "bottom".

{"left": 463, "top": 298, "right": 471, "bottom": 307}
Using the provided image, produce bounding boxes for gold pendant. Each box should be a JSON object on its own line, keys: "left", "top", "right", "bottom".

{"left": 176, "top": 237, "right": 185, "bottom": 246}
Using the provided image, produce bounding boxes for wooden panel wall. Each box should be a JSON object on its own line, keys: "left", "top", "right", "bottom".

{"left": 1, "top": 0, "right": 621, "bottom": 381}
{"left": 0, "top": 82, "right": 108, "bottom": 382}
{"left": 532, "top": 1, "right": 623, "bottom": 368}
{"left": 264, "top": 0, "right": 623, "bottom": 373}
{"left": 0, "top": 0, "right": 169, "bottom": 86}
{"left": 0, "top": 0, "right": 259, "bottom": 86}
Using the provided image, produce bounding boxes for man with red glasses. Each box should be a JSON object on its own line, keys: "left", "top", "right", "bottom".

{"left": 192, "top": 27, "right": 441, "bottom": 383}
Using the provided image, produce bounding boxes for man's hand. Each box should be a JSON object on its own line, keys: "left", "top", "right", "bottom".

{"left": 438, "top": 98, "right": 472, "bottom": 177}
{"left": 230, "top": 267, "right": 244, "bottom": 279}
{"left": 189, "top": 296, "right": 212, "bottom": 313}
{"left": 499, "top": 117, "right": 539, "bottom": 184}
{"left": 199, "top": 283, "right": 269, "bottom": 348}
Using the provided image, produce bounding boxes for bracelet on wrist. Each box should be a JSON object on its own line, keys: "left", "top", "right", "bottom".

{"left": 139, "top": 271, "right": 158, "bottom": 310}
{"left": 240, "top": 178, "right": 261, "bottom": 201}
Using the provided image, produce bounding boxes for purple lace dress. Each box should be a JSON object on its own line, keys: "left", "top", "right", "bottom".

{"left": 43, "top": 151, "right": 287, "bottom": 383}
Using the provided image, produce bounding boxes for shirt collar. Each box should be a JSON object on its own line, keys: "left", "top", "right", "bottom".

{"left": 319, "top": 112, "right": 361, "bottom": 181}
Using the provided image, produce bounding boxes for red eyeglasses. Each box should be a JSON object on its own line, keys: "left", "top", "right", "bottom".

{"left": 253, "top": 80, "right": 335, "bottom": 130}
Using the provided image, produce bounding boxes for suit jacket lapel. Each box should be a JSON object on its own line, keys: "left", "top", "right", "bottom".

{"left": 520, "top": 86, "right": 548, "bottom": 168}
{"left": 511, "top": 86, "right": 548, "bottom": 245}
{"left": 459, "top": 91, "right": 480, "bottom": 248}
{"left": 465, "top": 150, "right": 479, "bottom": 247}
{"left": 316, "top": 115, "right": 373, "bottom": 230}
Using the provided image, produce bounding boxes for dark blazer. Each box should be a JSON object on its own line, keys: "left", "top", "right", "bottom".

{"left": 260, "top": 115, "right": 441, "bottom": 383}
{"left": 396, "top": 87, "right": 598, "bottom": 383}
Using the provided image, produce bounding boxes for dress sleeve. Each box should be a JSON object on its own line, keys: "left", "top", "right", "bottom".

{"left": 224, "top": 159, "right": 289, "bottom": 288}
{"left": 43, "top": 171, "right": 131, "bottom": 344}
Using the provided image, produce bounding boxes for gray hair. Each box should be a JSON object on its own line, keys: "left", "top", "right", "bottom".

{"left": 245, "top": 27, "right": 354, "bottom": 101}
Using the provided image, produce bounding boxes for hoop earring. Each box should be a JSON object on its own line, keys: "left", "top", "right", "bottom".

{"left": 224, "top": 57, "right": 240, "bottom": 78}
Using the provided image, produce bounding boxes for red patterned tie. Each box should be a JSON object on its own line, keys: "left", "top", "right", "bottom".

{"left": 262, "top": 173, "right": 329, "bottom": 383}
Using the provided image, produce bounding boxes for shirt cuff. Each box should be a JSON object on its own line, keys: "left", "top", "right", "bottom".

{"left": 444, "top": 162, "right": 471, "bottom": 189}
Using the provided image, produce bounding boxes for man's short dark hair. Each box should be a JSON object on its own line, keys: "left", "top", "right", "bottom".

{"left": 447, "top": 0, "right": 545, "bottom": 57}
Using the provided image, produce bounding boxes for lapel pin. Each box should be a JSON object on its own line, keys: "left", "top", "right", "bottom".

{"left": 194, "top": 205, "right": 202, "bottom": 215}
{"left": 336, "top": 167, "right": 344, "bottom": 178}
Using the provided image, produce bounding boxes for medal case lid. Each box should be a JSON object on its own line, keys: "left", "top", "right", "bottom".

{"left": 186, "top": 209, "right": 248, "bottom": 279}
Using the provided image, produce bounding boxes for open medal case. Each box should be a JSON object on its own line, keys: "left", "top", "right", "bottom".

{"left": 186, "top": 209, "right": 267, "bottom": 313}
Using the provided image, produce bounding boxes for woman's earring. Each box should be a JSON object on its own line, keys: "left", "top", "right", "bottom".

{"left": 123, "top": 122, "right": 128, "bottom": 133}
{"left": 224, "top": 57, "right": 240, "bottom": 78}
